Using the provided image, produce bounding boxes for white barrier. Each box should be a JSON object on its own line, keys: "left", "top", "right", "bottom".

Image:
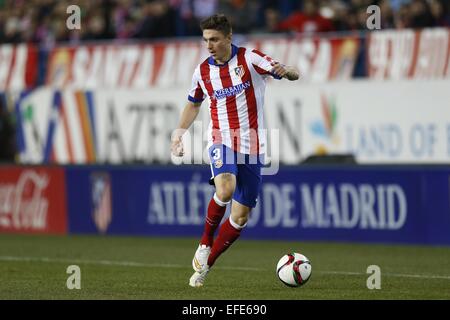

{"left": 15, "top": 78, "right": 450, "bottom": 164}
{"left": 267, "top": 79, "right": 450, "bottom": 163}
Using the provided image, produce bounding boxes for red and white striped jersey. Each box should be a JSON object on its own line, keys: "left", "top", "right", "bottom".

{"left": 188, "top": 44, "right": 281, "bottom": 155}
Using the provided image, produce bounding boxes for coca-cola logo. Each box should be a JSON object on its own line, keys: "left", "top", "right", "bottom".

{"left": 0, "top": 170, "right": 49, "bottom": 230}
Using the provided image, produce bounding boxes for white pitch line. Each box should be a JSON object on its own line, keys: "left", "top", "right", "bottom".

{"left": 0, "top": 256, "right": 261, "bottom": 271}
{"left": 319, "top": 271, "right": 363, "bottom": 276}
{"left": 305, "top": 270, "right": 450, "bottom": 280}
{"left": 384, "top": 272, "right": 450, "bottom": 280}
{"left": 1, "top": 256, "right": 450, "bottom": 280}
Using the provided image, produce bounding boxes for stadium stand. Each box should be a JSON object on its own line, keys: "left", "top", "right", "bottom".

{"left": 0, "top": 0, "right": 449, "bottom": 44}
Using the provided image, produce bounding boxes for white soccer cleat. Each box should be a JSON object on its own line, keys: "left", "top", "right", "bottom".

{"left": 192, "top": 244, "right": 211, "bottom": 272}
{"left": 189, "top": 266, "right": 210, "bottom": 287}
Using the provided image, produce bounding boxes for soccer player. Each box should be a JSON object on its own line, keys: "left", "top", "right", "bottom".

{"left": 171, "top": 14, "right": 299, "bottom": 287}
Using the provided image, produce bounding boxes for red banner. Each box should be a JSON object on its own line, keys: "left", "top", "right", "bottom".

{"left": 250, "top": 36, "right": 360, "bottom": 82}
{"left": 0, "top": 44, "right": 38, "bottom": 91}
{"left": 368, "top": 28, "right": 450, "bottom": 79}
{"left": 0, "top": 167, "right": 67, "bottom": 234}
{"left": 45, "top": 36, "right": 360, "bottom": 88}
{"left": 45, "top": 41, "right": 204, "bottom": 89}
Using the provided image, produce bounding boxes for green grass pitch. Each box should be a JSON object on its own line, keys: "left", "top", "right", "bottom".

{"left": 1, "top": 234, "right": 449, "bottom": 299}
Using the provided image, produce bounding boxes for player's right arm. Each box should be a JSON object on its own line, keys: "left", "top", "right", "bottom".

{"left": 171, "top": 101, "right": 201, "bottom": 157}
{"left": 249, "top": 49, "right": 300, "bottom": 81}
{"left": 172, "top": 67, "right": 206, "bottom": 157}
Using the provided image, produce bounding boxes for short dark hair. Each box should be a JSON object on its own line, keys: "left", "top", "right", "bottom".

{"left": 200, "top": 14, "right": 232, "bottom": 36}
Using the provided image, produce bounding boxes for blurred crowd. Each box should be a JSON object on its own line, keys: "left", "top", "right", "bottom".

{"left": 0, "top": 0, "right": 449, "bottom": 45}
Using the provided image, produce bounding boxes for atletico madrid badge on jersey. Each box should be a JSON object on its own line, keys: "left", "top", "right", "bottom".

{"left": 214, "top": 159, "right": 223, "bottom": 168}
{"left": 234, "top": 65, "right": 245, "bottom": 78}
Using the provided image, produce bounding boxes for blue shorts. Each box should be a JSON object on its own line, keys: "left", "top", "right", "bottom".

{"left": 209, "top": 144, "right": 263, "bottom": 208}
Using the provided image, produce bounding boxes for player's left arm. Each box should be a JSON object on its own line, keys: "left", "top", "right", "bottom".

{"left": 270, "top": 62, "right": 299, "bottom": 81}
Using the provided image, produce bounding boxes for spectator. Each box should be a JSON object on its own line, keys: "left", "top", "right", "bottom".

{"left": 82, "top": 11, "right": 110, "bottom": 40}
{"left": 379, "top": 0, "right": 396, "bottom": 29}
{"left": 135, "top": 0, "right": 177, "bottom": 39}
{"left": 409, "top": 0, "right": 435, "bottom": 28}
{"left": 111, "top": 0, "right": 139, "bottom": 39}
{"left": 263, "top": 6, "right": 282, "bottom": 33}
{"left": 3, "top": 12, "right": 22, "bottom": 43}
{"left": 176, "top": 0, "right": 218, "bottom": 36}
{"left": 1, "top": 0, "right": 450, "bottom": 44}
{"left": 218, "top": 0, "right": 259, "bottom": 35}
{"left": 395, "top": 2, "right": 412, "bottom": 28}
{"left": 276, "top": 0, "right": 335, "bottom": 34}
{"left": 115, "top": 14, "right": 137, "bottom": 39}
{"left": 430, "top": 0, "right": 450, "bottom": 27}
{"left": 329, "top": 0, "right": 352, "bottom": 31}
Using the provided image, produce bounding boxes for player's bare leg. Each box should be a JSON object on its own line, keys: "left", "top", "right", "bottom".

{"left": 190, "top": 173, "right": 236, "bottom": 287}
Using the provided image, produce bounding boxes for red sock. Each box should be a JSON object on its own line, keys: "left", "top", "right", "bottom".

{"left": 207, "top": 217, "right": 242, "bottom": 268}
{"left": 200, "top": 194, "right": 228, "bottom": 247}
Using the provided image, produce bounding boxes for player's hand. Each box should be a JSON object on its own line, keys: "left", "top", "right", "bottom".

{"left": 270, "top": 62, "right": 288, "bottom": 78}
{"left": 171, "top": 132, "right": 185, "bottom": 157}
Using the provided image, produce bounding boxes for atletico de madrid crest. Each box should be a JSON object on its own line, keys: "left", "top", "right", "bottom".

{"left": 214, "top": 159, "right": 223, "bottom": 168}
{"left": 90, "top": 172, "right": 112, "bottom": 234}
{"left": 234, "top": 65, "right": 245, "bottom": 78}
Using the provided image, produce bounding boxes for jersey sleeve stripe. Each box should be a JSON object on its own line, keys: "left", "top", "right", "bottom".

{"left": 193, "top": 83, "right": 204, "bottom": 99}
{"left": 251, "top": 49, "right": 266, "bottom": 58}
{"left": 188, "top": 95, "right": 203, "bottom": 103}
{"left": 252, "top": 64, "right": 281, "bottom": 79}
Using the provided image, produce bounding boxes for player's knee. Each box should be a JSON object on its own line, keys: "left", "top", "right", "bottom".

{"left": 234, "top": 215, "right": 248, "bottom": 226}
{"left": 231, "top": 210, "right": 250, "bottom": 227}
{"left": 215, "top": 188, "right": 233, "bottom": 203}
{"left": 215, "top": 174, "right": 235, "bottom": 202}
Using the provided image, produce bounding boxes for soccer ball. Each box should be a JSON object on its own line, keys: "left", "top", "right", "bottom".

{"left": 276, "top": 253, "right": 312, "bottom": 287}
